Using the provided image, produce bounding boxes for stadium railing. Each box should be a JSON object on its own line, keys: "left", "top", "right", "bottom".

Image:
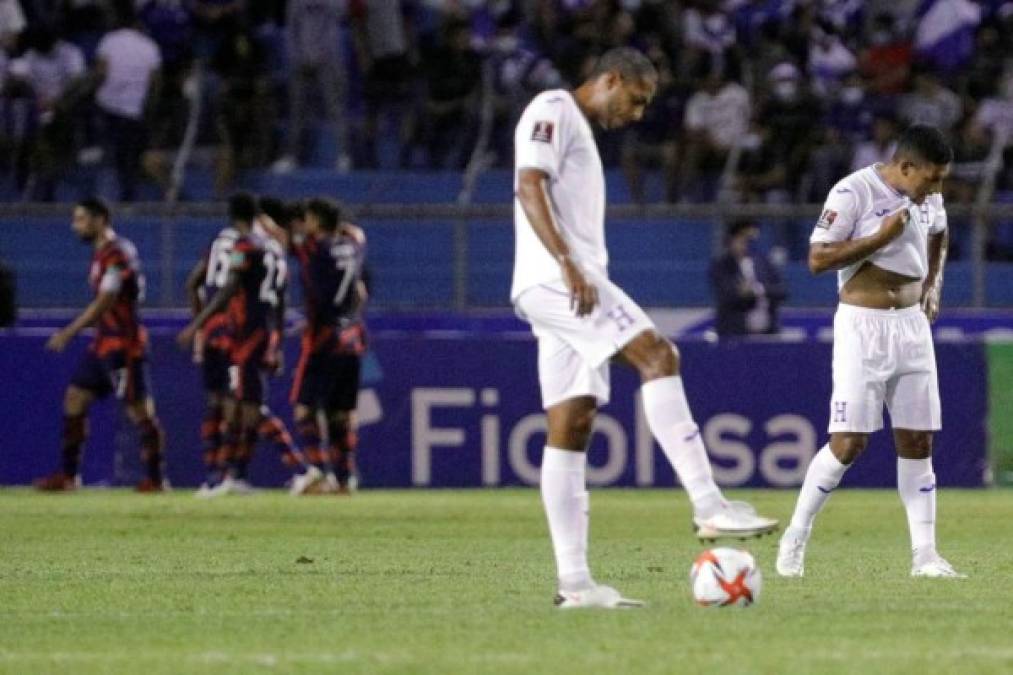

{"left": 2, "top": 202, "right": 1013, "bottom": 309}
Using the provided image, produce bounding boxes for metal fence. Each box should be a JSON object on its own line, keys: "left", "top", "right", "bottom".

{"left": 2, "top": 201, "right": 1013, "bottom": 309}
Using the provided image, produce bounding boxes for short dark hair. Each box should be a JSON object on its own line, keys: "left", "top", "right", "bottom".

{"left": 726, "top": 219, "right": 758, "bottom": 241}
{"left": 258, "top": 196, "right": 288, "bottom": 226}
{"left": 894, "top": 124, "right": 953, "bottom": 166}
{"left": 77, "top": 197, "right": 110, "bottom": 222}
{"left": 228, "top": 192, "right": 258, "bottom": 224}
{"left": 589, "top": 47, "right": 657, "bottom": 84}
{"left": 305, "top": 197, "right": 342, "bottom": 233}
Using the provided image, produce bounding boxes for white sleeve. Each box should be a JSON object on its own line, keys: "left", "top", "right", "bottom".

{"left": 99, "top": 266, "right": 123, "bottom": 294}
{"left": 515, "top": 96, "right": 567, "bottom": 181}
{"left": 810, "top": 183, "right": 861, "bottom": 244}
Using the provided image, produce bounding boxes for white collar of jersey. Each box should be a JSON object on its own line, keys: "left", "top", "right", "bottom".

{"left": 871, "top": 163, "right": 906, "bottom": 199}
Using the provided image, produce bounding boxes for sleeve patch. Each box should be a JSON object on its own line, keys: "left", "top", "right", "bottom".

{"left": 531, "top": 121, "right": 555, "bottom": 143}
{"left": 816, "top": 210, "right": 837, "bottom": 229}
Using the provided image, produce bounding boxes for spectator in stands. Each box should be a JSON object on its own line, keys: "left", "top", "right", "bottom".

{"left": 972, "top": 67, "right": 1013, "bottom": 191}
{"left": 95, "top": 1, "right": 162, "bottom": 201}
{"left": 210, "top": 22, "right": 273, "bottom": 194}
{"left": 486, "top": 9, "right": 562, "bottom": 167}
{"left": 850, "top": 112, "right": 898, "bottom": 172}
{"left": 899, "top": 67, "right": 962, "bottom": 134}
{"left": 621, "top": 42, "right": 681, "bottom": 203}
{"left": 682, "top": 1, "right": 735, "bottom": 61}
{"left": 418, "top": 17, "right": 481, "bottom": 169}
{"left": 735, "top": 118, "right": 787, "bottom": 203}
{"left": 858, "top": 13, "right": 912, "bottom": 96}
{"left": 272, "top": 0, "right": 351, "bottom": 175}
{"left": 6, "top": 25, "right": 87, "bottom": 200}
{"left": 680, "top": 56, "right": 750, "bottom": 201}
{"left": 947, "top": 115, "right": 991, "bottom": 204}
{"left": 188, "top": 0, "right": 244, "bottom": 59}
{"left": 0, "top": 0, "right": 24, "bottom": 50}
{"left": 807, "top": 22, "right": 856, "bottom": 97}
{"left": 758, "top": 61, "right": 823, "bottom": 199}
{"left": 350, "top": 0, "right": 418, "bottom": 168}
{"left": 709, "top": 220, "right": 786, "bottom": 339}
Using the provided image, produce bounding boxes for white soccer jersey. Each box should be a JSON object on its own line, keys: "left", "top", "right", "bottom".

{"left": 810, "top": 164, "right": 947, "bottom": 291}
{"left": 511, "top": 89, "right": 606, "bottom": 300}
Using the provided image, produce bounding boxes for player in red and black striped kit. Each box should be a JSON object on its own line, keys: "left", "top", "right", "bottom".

{"left": 183, "top": 203, "right": 313, "bottom": 495}
{"left": 36, "top": 198, "right": 166, "bottom": 491}
{"left": 288, "top": 198, "right": 368, "bottom": 493}
{"left": 178, "top": 193, "right": 322, "bottom": 495}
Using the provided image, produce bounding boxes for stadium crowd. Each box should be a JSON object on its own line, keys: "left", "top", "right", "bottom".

{"left": 0, "top": 0, "right": 1011, "bottom": 215}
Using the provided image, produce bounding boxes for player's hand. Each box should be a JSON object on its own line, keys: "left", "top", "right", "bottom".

{"left": 921, "top": 285, "right": 941, "bottom": 323}
{"left": 877, "top": 208, "right": 910, "bottom": 244}
{"left": 560, "top": 256, "right": 598, "bottom": 317}
{"left": 45, "top": 329, "right": 72, "bottom": 353}
{"left": 177, "top": 324, "right": 197, "bottom": 350}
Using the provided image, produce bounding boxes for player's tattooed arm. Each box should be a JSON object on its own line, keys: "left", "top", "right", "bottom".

{"left": 515, "top": 168, "right": 599, "bottom": 316}
{"left": 808, "top": 209, "right": 909, "bottom": 275}
{"left": 177, "top": 272, "right": 240, "bottom": 348}
{"left": 46, "top": 291, "right": 118, "bottom": 352}
{"left": 921, "top": 228, "right": 948, "bottom": 323}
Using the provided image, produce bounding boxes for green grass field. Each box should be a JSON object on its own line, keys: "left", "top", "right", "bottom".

{"left": 1, "top": 488, "right": 1011, "bottom": 675}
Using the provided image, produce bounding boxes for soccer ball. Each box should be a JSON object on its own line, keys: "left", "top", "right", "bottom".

{"left": 690, "top": 547, "right": 762, "bottom": 607}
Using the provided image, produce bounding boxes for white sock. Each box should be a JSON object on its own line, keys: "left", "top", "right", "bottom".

{"left": 540, "top": 446, "right": 592, "bottom": 591}
{"left": 897, "top": 457, "right": 936, "bottom": 557}
{"left": 641, "top": 376, "right": 724, "bottom": 518}
{"left": 788, "top": 444, "right": 849, "bottom": 533}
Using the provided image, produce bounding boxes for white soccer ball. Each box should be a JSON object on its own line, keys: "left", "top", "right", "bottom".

{"left": 690, "top": 547, "right": 762, "bottom": 607}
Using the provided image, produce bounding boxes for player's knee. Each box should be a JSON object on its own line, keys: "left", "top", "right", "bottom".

{"left": 830, "top": 434, "right": 868, "bottom": 465}
{"left": 641, "top": 338, "right": 679, "bottom": 380}
{"left": 63, "top": 387, "right": 90, "bottom": 415}
{"left": 897, "top": 432, "right": 933, "bottom": 459}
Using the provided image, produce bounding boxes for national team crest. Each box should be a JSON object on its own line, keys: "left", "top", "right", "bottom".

{"left": 531, "top": 121, "right": 554, "bottom": 143}
{"left": 817, "top": 210, "right": 838, "bottom": 229}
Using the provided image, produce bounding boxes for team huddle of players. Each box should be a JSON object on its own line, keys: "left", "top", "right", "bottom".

{"left": 35, "top": 193, "right": 368, "bottom": 496}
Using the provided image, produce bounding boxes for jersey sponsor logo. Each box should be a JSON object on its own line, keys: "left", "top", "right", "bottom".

{"left": 874, "top": 208, "right": 890, "bottom": 217}
{"left": 816, "top": 209, "right": 837, "bottom": 229}
{"left": 531, "top": 121, "right": 554, "bottom": 143}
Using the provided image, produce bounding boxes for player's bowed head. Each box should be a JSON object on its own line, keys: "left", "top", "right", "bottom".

{"left": 578, "top": 47, "right": 658, "bottom": 131}
{"left": 879, "top": 124, "right": 953, "bottom": 205}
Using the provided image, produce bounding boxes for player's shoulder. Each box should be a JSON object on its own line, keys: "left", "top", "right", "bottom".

{"left": 828, "top": 167, "right": 874, "bottom": 204}
{"left": 339, "top": 222, "right": 366, "bottom": 246}
{"left": 522, "top": 89, "right": 573, "bottom": 117}
{"left": 105, "top": 234, "right": 138, "bottom": 263}
{"left": 925, "top": 192, "right": 946, "bottom": 210}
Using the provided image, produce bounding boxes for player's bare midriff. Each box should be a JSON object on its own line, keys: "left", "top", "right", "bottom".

{"left": 840, "top": 262, "right": 922, "bottom": 309}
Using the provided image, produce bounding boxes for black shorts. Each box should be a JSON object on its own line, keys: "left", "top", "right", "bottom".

{"left": 202, "top": 344, "right": 231, "bottom": 394}
{"left": 291, "top": 350, "right": 362, "bottom": 411}
{"left": 70, "top": 350, "right": 150, "bottom": 404}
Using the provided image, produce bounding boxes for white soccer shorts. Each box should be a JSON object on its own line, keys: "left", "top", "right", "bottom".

{"left": 828, "top": 303, "right": 941, "bottom": 433}
{"left": 514, "top": 274, "right": 656, "bottom": 409}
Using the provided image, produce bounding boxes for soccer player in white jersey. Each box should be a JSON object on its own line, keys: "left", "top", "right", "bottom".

{"left": 777, "top": 125, "right": 965, "bottom": 579}
{"left": 512, "top": 47, "right": 779, "bottom": 610}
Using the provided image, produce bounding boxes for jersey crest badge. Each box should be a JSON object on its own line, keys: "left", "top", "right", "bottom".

{"left": 816, "top": 210, "right": 837, "bottom": 229}
{"left": 531, "top": 121, "right": 554, "bottom": 143}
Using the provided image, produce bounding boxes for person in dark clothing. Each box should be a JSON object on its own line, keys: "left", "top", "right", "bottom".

{"left": 709, "top": 220, "right": 787, "bottom": 338}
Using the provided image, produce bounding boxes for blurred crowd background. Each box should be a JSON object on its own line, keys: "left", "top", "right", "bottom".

{"left": 0, "top": 1, "right": 1011, "bottom": 242}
